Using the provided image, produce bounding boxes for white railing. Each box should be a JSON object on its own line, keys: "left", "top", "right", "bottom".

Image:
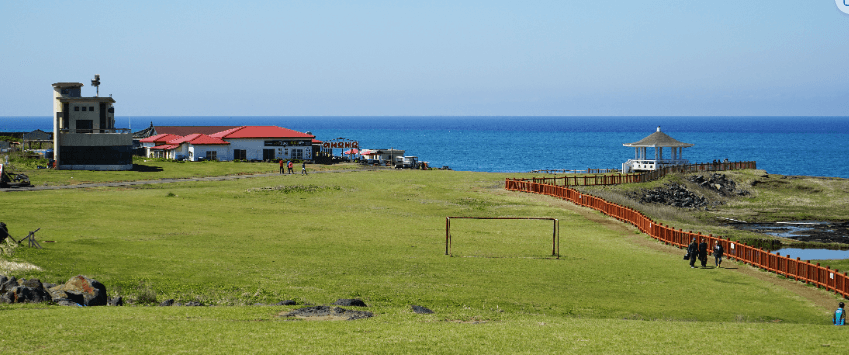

{"left": 622, "top": 159, "right": 689, "bottom": 173}
{"left": 59, "top": 128, "right": 132, "bottom": 134}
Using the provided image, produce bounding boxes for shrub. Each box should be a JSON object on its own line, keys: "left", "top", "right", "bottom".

{"left": 135, "top": 282, "right": 158, "bottom": 304}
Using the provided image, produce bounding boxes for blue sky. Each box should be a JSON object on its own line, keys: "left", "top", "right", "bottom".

{"left": 1, "top": 1, "right": 848, "bottom": 116}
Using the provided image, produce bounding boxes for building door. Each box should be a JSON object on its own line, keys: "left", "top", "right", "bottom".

{"left": 99, "top": 103, "right": 107, "bottom": 132}
{"left": 62, "top": 103, "right": 69, "bottom": 129}
{"left": 263, "top": 149, "right": 275, "bottom": 161}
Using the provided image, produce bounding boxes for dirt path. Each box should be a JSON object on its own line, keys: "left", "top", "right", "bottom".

{"left": 509, "top": 191, "right": 841, "bottom": 313}
{"left": 1, "top": 167, "right": 382, "bottom": 192}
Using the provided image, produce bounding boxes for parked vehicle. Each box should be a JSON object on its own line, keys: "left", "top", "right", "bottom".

{"left": 394, "top": 156, "right": 419, "bottom": 169}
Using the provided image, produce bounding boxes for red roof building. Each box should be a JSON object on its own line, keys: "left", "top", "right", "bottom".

{"left": 210, "top": 126, "right": 314, "bottom": 139}
{"left": 141, "top": 125, "right": 315, "bottom": 162}
{"left": 154, "top": 126, "right": 239, "bottom": 136}
{"left": 140, "top": 134, "right": 182, "bottom": 145}
{"left": 168, "top": 133, "right": 230, "bottom": 146}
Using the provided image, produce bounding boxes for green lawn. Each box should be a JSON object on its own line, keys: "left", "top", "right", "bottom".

{"left": 1, "top": 167, "right": 845, "bottom": 353}
{"left": 15, "top": 156, "right": 365, "bottom": 186}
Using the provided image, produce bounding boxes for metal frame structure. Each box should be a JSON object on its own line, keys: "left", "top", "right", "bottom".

{"left": 444, "top": 217, "right": 559, "bottom": 258}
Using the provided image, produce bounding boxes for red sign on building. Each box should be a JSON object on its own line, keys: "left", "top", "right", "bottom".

{"left": 322, "top": 140, "right": 359, "bottom": 149}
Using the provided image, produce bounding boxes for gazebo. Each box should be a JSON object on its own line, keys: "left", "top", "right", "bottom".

{"left": 622, "top": 126, "right": 693, "bottom": 173}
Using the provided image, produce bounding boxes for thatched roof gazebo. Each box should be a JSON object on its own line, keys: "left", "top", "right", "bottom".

{"left": 622, "top": 126, "right": 693, "bottom": 173}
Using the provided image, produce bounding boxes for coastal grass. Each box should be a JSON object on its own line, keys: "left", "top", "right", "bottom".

{"left": 0, "top": 168, "right": 845, "bottom": 353}
{"left": 6, "top": 305, "right": 847, "bottom": 354}
{"left": 579, "top": 170, "right": 849, "bottom": 247}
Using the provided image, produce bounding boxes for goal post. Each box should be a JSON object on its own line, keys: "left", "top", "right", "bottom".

{"left": 445, "top": 217, "right": 559, "bottom": 258}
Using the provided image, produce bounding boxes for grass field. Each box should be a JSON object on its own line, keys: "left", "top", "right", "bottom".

{"left": 12, "top": 156, "right": 363, "bottom": 186}
{"left": 1, "top": 163, "right": 846, "bottom": 353}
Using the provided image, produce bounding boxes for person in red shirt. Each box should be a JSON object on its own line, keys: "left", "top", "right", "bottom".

{"left": 279, "top": 159, "right": 285, "bottom": 174}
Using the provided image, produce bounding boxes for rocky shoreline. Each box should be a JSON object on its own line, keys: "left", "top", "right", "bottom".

{"left": 624, "top": 173, "right": 849, "bottom": 246}
{"left": 729, "top": 221, "right": 849, "bottom": 246}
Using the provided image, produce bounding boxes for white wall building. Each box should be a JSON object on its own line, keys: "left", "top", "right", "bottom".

{"left": 141, "top": 126, "right": 315, "bottom": 162}
{"left": 210, "top": 126, "right": 314, "bottom": 161}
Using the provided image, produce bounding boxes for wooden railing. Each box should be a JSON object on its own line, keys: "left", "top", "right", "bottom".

{"left": 530, "top": 168, "right": 620, "bottom": 174}
{"left": 516, "top": 161, "right": 757, "bottom": 187}
{"left": 504, "top": 174, "right": 849, "bottom": 299}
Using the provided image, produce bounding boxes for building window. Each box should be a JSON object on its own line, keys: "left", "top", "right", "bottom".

{"left": 89, "top": 106, "right": 94, "bottom": 111}
{"left": 74, "top": 106, "right": 80, "bottom": 111}
{"left": 76, "top": 120, "right": 93, "bottom": 133}
{"left": 206, "top": 151, "right": 217, "bottom": 161}
{"left": 81, "top": 107, "right": 87, "bottom": 111}
{"left": 293, "top": 149, "right": 303, "bottom": 159}
{"left": 234, "top": 149, "right": 246, "bottom": 160}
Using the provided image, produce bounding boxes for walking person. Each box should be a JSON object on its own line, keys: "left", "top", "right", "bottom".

{"left": 301, "top": 161, "right": 307, "bottom": 175}
{"left": 687, "top": 238, "right": 698, "bottom": 269}
{"left": 713, "top": 242, "right": 724, "bottom": 268}
{"left": 279, "top": 159, "right": 285, "bottom": 174}
{"left": 287, "top": 160, "right": 293, "bottom": 174}
{"left": 698, "top": 239, "right": 708, "bottom": 268}
{"left": 835, "top": 302, "right": 846, "bottom": 326}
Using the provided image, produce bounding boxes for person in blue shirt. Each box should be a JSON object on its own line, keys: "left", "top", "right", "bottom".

{"left": 713, "top": 243, "right": 724, "bottom": 268}
{"left": 835, "top": 302, "right": 845, "bottom": 326}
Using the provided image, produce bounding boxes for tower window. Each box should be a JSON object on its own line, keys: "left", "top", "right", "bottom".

{"left": 74, "top": 106, "right": 80, "bottom": 111}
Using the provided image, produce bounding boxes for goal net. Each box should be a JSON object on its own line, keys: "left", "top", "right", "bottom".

{"left": 445, "top": 217, "right": 559, "bottom": 258}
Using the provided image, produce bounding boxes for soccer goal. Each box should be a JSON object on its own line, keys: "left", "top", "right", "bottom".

{"left": 444, "top": 217, "right": 559, "bottom": 258}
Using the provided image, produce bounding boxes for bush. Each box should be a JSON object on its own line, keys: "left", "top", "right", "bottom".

{"left": 0, "top": 239, "right": 19, "bottom": 258}
{"left": 135, "top": 282, "right": 158, "bottom": 304}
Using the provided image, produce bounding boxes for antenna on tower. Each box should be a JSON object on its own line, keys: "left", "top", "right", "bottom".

{"left": 91, "top": 74, "right": 101, "bottom": 97}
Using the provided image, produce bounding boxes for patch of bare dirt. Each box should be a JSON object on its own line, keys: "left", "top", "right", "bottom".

{"left": 277, "top": 305, "right": 374, "bottom": 321}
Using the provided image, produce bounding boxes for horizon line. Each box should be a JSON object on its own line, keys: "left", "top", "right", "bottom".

{"left": 2, "top": 115, "right": 849, "bottom": 118}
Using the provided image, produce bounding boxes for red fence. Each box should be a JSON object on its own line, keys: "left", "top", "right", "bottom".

{"left": 516, "top": 161, "right": 757, "bottom": 187}
{"left": 504, "top": 175, "right": 849, "bottom": 299}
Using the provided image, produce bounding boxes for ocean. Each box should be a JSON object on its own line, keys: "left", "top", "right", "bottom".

{"left": 2, "top": 116, "right": 848, "bottom": 178}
